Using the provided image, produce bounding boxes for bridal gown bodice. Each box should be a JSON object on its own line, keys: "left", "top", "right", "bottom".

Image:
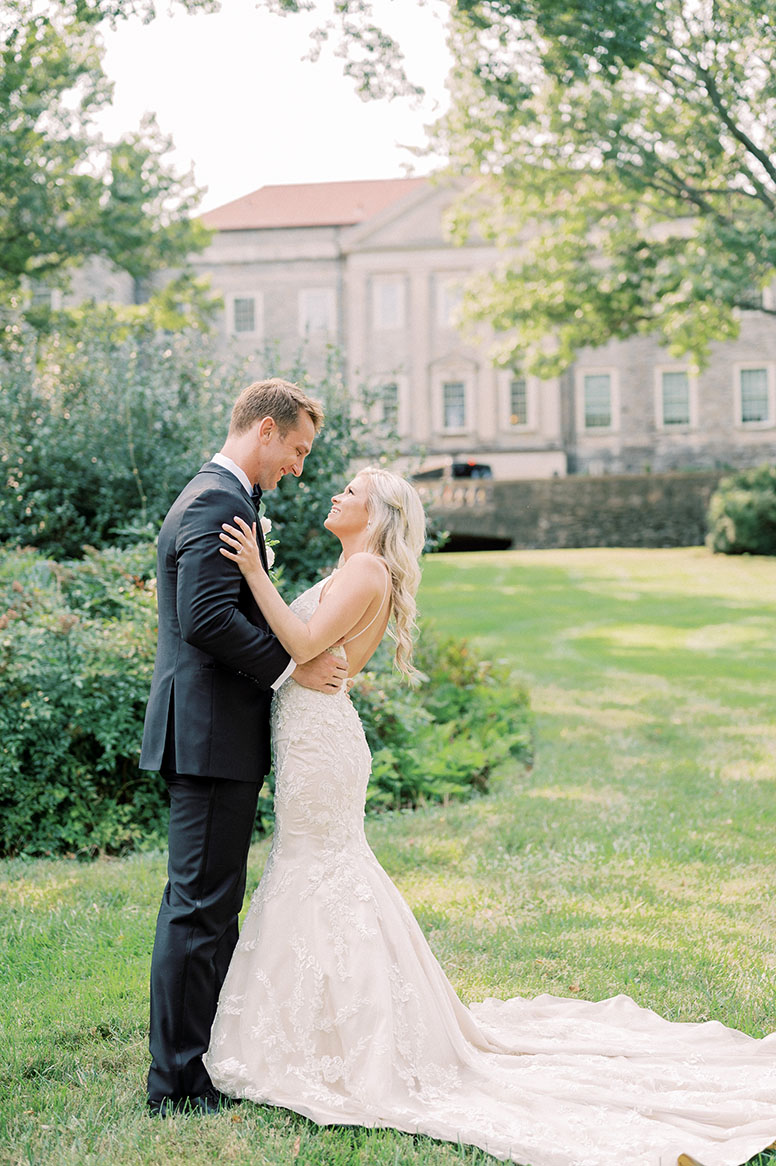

{"left": 205, "top": 580, "right": 776, "bottom": 1166}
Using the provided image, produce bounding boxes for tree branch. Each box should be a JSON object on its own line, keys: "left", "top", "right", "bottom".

{"left": 695, "top": 64, "right": 776, "bottom": 189}
{"left": 645, "top": 45, "right": 776, "bottom": 210}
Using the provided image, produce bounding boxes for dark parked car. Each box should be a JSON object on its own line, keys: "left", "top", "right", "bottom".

{"left": 451, "top": 462, "right": 493, "bottom": 479}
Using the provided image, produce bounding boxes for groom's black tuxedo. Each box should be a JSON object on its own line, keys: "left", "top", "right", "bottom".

{"left": 140, "top": 461, "right": 290, "bottom": 782}
{"left": 141, "top": 461, "right": 291, "bottom": 1106}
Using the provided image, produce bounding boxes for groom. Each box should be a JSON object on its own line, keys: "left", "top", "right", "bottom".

{"left": 140, "top": 377, "right": 347, "bottom": 1116}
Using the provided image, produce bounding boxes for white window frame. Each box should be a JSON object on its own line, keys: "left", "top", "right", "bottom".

{"left": 654, "top": 365, "right": 698, "bottom": 430}
{"left": 576, "top": 367, "right": 620, "bottom": 434}
{"left": 371, "top": 276, "right": 406, "bottom": 331}
{"left": 26, "top": 284, "right": 63, "bottom": 310}
{"left": 442, "top": 380, "right": 467, "bottom": 432}
{"left": 735, "top": 363, "right": 775, "bottom": 429}
{"left": 435, "top": 273, "right": 465, "bottom": 329}
{"left": 499, "top": 370, "right": 538, "bottom": 432}
{"left": 227, "top": 292, "right": 263, "bottom": 339}
{"left": 430, "top": 372, "right": 472, "bottom": 436}
{"left": 298, "top": 287, "right": 336, "bottom": 337}
{"left": 371, "top": 374, "right": 409, "bottom": 435}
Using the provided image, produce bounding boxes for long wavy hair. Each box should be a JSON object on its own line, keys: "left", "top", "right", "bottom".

{"left": 356, "top": 467, "right": 426, "bottom": 680}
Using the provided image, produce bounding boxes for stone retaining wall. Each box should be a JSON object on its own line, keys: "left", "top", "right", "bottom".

{"left": 420, "top": 471, "right": 727, "bottom": 549}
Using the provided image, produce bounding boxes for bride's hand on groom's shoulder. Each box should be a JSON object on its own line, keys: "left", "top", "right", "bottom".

{"left": 220, "top": 516, "right": 262, "bottom": 580}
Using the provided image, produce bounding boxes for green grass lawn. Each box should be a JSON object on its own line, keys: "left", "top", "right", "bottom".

{"left": 2, "top": 547, "right": 775, "bottom": 1166}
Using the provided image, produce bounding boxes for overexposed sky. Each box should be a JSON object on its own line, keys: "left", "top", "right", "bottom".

{"left": 96, "top": 0, "right": 453, "bottom": 213}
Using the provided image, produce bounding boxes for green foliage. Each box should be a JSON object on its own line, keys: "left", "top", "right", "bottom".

{"left": 0, "top": 1, "right": 211, "bottom": 312}
{"left": 247, "top": 1, "right": 776, "bottom": 374}
{"left": 431, "top": 0, "right": 776, "bottom": 375}
{"left": 0, "top": 311, "right": 242, "bottom": 557}
{"left": 0, "top": 543, "right": 164, "bottom": 858}
{"left": 353, "top": 630, "right": 532, "bottom": 814}
{"left": 253, "top": 347, "right": 405, "bottom": 590}
{"left": 0, "top": 543, "right": 530, "bottom": 857}
{"left": 0, "top": 316, "right": 422, "bottom": 565}
{"left": 706, "top": 464, "right": 776, "bottom": 556}
{"left": 257, "top": 0, "right": 424, "bottom": 100}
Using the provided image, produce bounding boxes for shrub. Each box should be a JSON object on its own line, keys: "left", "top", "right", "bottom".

{"left": 0, "top": 315, "right": 436, "bottom": 573}
{"left": 0, "top": 311, "right": 243, "bottom": 558}
{"left": 706, "top": 464, "right": 776, "bottom": 555}
{"left": 0, "top": 544, "right": 531, "bottom": 857}
{"left": 354, "top": 633, "right": 532, "bottom": 814}
{"left": 0, "top": 544, "right": 164, "bottom": 857}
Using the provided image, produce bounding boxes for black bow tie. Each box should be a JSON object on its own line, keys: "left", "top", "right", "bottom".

{"left": 251, "top": 485, "right": 263, "bottom": 510}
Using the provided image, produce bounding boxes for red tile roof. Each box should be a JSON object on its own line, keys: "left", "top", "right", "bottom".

{"left": 200, "top": 177, "right": 428, "bottom": 231}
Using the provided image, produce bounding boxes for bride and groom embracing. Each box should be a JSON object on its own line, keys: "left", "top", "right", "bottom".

{"left": 140, "top": 378, "right": 775, "bottom": 1166}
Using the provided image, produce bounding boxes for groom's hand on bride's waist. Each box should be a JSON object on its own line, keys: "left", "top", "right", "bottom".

{"left": 293, "top": 651, "right": 348, "bottom": 694}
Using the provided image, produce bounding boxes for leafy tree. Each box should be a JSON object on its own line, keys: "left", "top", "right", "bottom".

{"left": 258, "top": 0, "right": 424, "bottom": 100}
{"left": 430, "top": 0, "right": 776, "bottom": 375}
{"left": 0, "top": 0, "right": 213, "bottom": 312}
{"left": 247, "top": 1, "right": 776, "bottom": 375}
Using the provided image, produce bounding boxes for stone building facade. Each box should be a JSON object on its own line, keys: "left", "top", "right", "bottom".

{"left": 566, "top": 323, "right": 776, "bottom": 475}
{"left": 196, "top": 178, "right": 566, "bottom": 479}
{"left": 196, "top": 176, "right": 776, "bottom": 478}
{"left": 41, "top": 176, "right": 773, "bottom": 480}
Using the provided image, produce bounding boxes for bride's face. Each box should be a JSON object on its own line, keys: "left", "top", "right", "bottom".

{"left": 324, "top": 476, "right": 370, "bottom": 538}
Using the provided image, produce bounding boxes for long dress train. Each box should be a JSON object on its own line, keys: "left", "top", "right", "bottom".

{"left": 204, "top": 579, "right": 776, "bottom": 1166}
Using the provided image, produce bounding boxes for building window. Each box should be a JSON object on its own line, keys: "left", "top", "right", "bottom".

{"left": 228, "top": 293, "right": 262, "bottom": 338}
{"left": 436, "top": 276, "right": 464, "bottom": 328}
{"left": 27, "top": 284, "right": 63, "bottom": 310}
{"left": 372, "top": 278, "right": 405, "bottom": 331}
{"left": 233, "top": 297, "right": 256, "bottom": 333}
{"left": 739, "top": 286, "right": 764, "bottom": 310}
{"left": 299, "top": 288, "right": 336, "bottom": 335}
{"left": 509, "top": 376, "right": 529, "bottom": 426}
{"left": 660, "top": 370, "right": 691, "bottom": 426}
{"left": 739, "top": 367, "right": 770, "bottom": 424}
{"left": 583, "top": 373, "right": 613, "bottom": 429}
{"left": 442, "top": 380, "right": 467, "bottom": 430}
{"left": 379, "top": 382, "right": 399, "bottom": 428}
{"left": 30, "top": 285, "right": 53, "bottom": 308}
{"left": 372, "top": 375, "right": 407, "bottom": 434}
{"left": 499, "top": 369, "right": 538, "bottom": 431}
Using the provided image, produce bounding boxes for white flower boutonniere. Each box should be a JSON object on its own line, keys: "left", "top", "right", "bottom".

{"left": 260, "top": 513, "right": 278, "bottom": 573}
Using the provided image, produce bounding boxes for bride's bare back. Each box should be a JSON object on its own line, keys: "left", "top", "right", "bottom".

{"left": 318, "top": 554, "right": 391, "bottom": 677}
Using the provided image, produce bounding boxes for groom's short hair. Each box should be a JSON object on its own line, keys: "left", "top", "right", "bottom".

{"left": 230, "top": 378, "right": 324, "bottom": 436}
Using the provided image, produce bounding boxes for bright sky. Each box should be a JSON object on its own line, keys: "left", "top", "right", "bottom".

{"left": 96, "top": 0, "right": 453, "bottom": 213}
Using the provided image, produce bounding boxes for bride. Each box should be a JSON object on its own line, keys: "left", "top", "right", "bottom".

{"left": 204, "top": 466, "right": 776, "bottom": 1166}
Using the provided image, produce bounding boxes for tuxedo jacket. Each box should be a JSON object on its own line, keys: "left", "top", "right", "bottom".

{"left": 139, "top": 462, "right": 291, "bottom": 783}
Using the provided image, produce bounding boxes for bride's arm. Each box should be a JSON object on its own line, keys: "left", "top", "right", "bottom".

{"left": 220, "top": 517, "right": 384, "bottom": 664}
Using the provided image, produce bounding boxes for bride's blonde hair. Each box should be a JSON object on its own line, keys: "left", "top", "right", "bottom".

{"left": 357, "top": 467, "right": 426, "bottom": 680}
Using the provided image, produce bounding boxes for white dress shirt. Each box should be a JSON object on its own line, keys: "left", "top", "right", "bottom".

{"left": 210, "top": 452, "right": 295, "bottom": 690}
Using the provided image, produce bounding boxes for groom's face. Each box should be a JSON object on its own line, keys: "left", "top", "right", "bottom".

{"left": 255, "top": 411, "right": 316, "bottom": 491}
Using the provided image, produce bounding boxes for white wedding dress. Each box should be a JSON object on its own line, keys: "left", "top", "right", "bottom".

{"left": 205, "top": 580, "right": 776, "bottom": 1166}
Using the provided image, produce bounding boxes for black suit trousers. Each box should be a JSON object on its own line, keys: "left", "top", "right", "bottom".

{"left": 147, "top": 774, "right": 260, "bottom": 1102}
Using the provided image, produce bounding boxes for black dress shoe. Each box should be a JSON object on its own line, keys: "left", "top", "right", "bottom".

{"left": 147, "top": 1091, "right": 237, "bottom": 1117}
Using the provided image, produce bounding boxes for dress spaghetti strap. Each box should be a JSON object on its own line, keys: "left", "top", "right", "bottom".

{"left": 341, "top": 566, "right": 391, "bottom": 646}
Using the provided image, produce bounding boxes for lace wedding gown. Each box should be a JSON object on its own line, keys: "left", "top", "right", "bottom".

{"left": 205, "top": 580, "right": 776, "bottom": 1166}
